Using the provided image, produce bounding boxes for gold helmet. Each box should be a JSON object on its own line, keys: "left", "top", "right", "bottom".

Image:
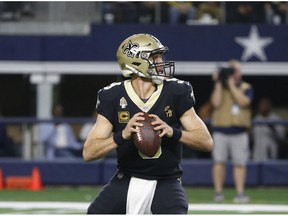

{"left": 116, "top": 33, "right": 175, "bottom": 84}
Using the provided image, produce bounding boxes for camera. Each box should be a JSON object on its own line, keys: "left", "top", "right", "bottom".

{"left": 218, "top": 67, "right": 234, "bottom": 85}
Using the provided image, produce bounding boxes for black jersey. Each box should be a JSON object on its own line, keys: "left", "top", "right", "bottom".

{"left": 96, "top": 78, "right": 195, "bottom": 180}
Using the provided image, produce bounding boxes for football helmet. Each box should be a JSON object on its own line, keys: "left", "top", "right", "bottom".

{"left": 116, "top": 33, "right": 175, "bottom": 84}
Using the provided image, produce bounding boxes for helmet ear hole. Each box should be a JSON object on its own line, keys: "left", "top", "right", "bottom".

{"left": 132, "top": 62, "right": 141, "bottom": 66}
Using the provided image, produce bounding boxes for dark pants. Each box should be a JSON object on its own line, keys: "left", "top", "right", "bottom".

{"left": 87, "top": 172, "right": 188, "bottom": 214}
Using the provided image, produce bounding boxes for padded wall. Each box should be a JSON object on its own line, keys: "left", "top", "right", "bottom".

{"left": 0, "top": 159, "right": 287, "bottom": 186}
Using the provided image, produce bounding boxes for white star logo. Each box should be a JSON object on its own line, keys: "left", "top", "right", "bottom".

{"left": 235, "top": 25, "right": 274, "bottom": 61}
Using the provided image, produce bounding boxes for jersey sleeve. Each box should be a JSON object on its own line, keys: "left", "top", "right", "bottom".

{"left": 175, "top": 81, "right": 196, "bottom": 117}
{"left": 95, "top": 88, "right": 115, "bottom": 124}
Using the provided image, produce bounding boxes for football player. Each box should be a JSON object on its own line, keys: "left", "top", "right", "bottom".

{"left": 83, "top": 33, "right": 213, "bottom": 214}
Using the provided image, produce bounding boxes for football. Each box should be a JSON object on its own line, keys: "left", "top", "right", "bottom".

{"left": 133, "top": 112, "right": 162, "bottom": 157}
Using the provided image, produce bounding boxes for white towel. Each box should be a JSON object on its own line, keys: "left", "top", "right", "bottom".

{"left": 126, "top": 177, "right": 157, "bottom": 214}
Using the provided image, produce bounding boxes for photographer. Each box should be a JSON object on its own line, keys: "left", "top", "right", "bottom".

{"left": 210, "top": 59, "right": 253, "bottom": 203}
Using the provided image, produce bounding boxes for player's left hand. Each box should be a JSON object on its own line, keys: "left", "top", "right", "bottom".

{"left": 148, "top": 114, "right": 173, "bottom": 138}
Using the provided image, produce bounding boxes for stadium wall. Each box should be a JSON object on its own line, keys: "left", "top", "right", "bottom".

{"left": 0, "top": 159, "right": 287, "bottom": 186}
{"left": 0, "top": 24, "right": 287, "bottom": 76}
{"left": 0, "top": 24, "right": 287, "bottom": 62}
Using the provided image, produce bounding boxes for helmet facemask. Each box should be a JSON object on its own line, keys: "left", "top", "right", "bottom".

{"left": 144, "top": 47, "right": 175, "bottom": 84}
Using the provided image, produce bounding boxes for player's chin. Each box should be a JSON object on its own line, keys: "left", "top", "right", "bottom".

{"left": 157, "top": 70, "right": 164, "bottom": 76}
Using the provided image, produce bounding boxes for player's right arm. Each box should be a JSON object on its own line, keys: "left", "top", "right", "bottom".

{"left": 83, "top": 82, "right": 146, "bottom": 161}
{"left": 82, "top": 84, "right": 120, "bottom": 162}
{"left": 83, "top": 112, "right": 145, "bottom": 162}
{"left": 82, "top": 114, "right": 116, "bottom": 161}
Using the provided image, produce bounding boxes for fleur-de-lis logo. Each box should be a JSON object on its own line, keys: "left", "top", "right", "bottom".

{"left": 164, "top": 106, "right": 173, "bottom": 117}
{"left": 123, "top": 40, "right": 139, "bottom": 58}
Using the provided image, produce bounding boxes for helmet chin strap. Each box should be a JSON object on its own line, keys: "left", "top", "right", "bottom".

{"left": 124, "top": 64, "right": 164, "bottom": 84}
{"left": 151, "top": 75, "right": 164, "bottom": 85}
{"left": 125, "top": 65, "right": 146, "bottom": 78}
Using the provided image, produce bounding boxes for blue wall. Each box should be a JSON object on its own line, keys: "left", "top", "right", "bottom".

{"left": 0, "top": 24, "right": 287, "bottom": 62}
{"left": 0, "top": 159, "right": 287, "bottom": 186}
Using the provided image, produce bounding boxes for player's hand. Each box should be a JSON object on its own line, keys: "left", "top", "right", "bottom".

{"left": 122, "top": 112, "right": 144, "bottom": 139}
{"left": 149, "top": 114, "right": 173, "bottom": 138}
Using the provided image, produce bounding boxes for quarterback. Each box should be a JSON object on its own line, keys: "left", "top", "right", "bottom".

{"left": 83, "top": 33, "right": 213, "bottom": 214}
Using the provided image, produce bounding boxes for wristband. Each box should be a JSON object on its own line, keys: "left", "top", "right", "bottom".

{"left": 113, "top": 132, "right": 126, "bottom": 146}
{"left": 171, "top": 128, "right": 182, "bottom": 142}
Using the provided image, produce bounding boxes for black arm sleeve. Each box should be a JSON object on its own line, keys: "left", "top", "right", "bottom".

{"left": 175, "top": 81, "right": 196, "bottom": 117}
{"left": 96, "top": 89, "right": 115, "bottom": 125}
